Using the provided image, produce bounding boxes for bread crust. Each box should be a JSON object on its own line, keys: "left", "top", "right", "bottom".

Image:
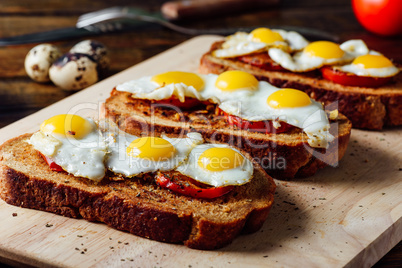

{"left": 199, "top": 41, "right": 402, "bottom": 130}
{"left": 0, "top": 134, "right": 275, "bottom": 250}
{"left": 105, "top": 89, "right": 352, "bottom": 179}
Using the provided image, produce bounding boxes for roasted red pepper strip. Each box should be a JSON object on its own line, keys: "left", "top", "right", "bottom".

{"left": 39, "top": 153, "right": 64, "bottom": 172}
{"left": 221, "top": 110, "right": 293, "bottom": 134}
{"left": 156, "top": 172, "right": 234, "bottom": 199}
{"left": 154, "top": 96, "right": 210, "bottom": 110}
{"left": 320, "top": 66, "right": 392, "bottom": 88}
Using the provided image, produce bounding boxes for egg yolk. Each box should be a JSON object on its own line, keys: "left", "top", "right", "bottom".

{"left": 352, "top": 54, "right": 394, "bottom": 69}
{"left": 151, "top": 71, "right": 205, "bottom": 91}
{"left": 304, "top": 41, "right": 344, "bottom": 59}
{"left": 250, "top": 27, "right": 284, "bottom": 44}
{"left": 267, "top": 88, "right": 311, "bottom": 109}
{"left": 215, "top": 70, "right": 259, "bottom": 92}
{"left": 198, "top": 147, "right": 245, "bottom": 172}
{"left": 40, "top": 114, "right": 93, "bottom": 139}
{"left": 126, "top": 137, "right": 176, "bottom": 161}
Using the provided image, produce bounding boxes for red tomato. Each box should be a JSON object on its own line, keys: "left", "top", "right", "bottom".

{"left": 221, "top": 110, "right": 293, "bottom": 134}
{"left": 321, "top": 66, "right": 392, "bottom": 87}
{"left": 352, "top": 0, "right": 402, "bottom": 36}
{"left": 154, "top": 96, "right": 209, "bottom": 110}
{"left": 40, "top": 153, "right": 64, "bottom": 172}
{"left": 156, "top": 172, "right": 233, "bottom": 199}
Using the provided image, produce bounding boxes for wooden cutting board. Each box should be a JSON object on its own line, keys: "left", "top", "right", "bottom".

{"left": 0, "top": 36, "right": 400, "bottom": 268}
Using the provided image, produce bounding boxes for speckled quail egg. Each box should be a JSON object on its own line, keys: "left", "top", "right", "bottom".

{"left": 49, "top": 52, "right": 98, "bottom": 91}
{"left": 24, "top": 44, "right": 62, "bottom": 82}
{"left": 70, "top": 40, "right": 110, "bottom": 72}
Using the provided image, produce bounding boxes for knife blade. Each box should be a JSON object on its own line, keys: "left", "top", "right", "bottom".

{"left": 0, "top": 8, "right": 160, "bottom": 46}
{"left": 0, "top": 28, "right": 96, "bottom": 46}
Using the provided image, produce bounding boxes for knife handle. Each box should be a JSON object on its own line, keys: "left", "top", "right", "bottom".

{"left": 161, "top": 0, "right": 280, "bottom": 21}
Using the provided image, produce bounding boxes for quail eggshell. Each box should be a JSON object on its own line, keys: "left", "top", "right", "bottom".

{"left": 49, "top": 52, "right": 98, "bottom": 91}
{"left": 24, "top": 44, "right": 62, "bottom": 82}
{"left": 70, "top": 40, "right": 110, "bottom": 71}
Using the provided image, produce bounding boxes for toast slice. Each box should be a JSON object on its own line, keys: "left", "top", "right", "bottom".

{"left": 105, "top": 89, "right": 352, "bottom": 179}
{"left": 199, "top": 41, "right": 402, "bottom": 130}
{"left": 0, "top": 133, "right": 276, "bottom": 250}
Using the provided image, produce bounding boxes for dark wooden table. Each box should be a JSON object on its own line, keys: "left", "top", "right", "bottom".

{"left": 0, "top": 0, "right": 400, "bottom": 267}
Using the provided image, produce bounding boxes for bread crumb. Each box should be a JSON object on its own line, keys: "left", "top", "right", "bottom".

{"left": 328, "top": 109, "right": 339, "bottom": 120}
{"left": 222, "top": 206, "right": 231, "bottom": 213}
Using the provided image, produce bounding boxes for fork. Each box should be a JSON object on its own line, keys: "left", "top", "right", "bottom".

{"left": 76, "top": 6, "right": 339, "bottom": 41}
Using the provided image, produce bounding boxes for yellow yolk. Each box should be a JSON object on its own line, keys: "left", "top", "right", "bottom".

{"left": 352, "top": 54, "right": 394, "bottom": 69}
{"left": 250, "top": 27, "right": 284, "bottom": 44}
{"left": 215, "top": 70, "right": 259, "bottom": 91}
{"left": 40, "top": 114, "right": 93, "bottom": 139}
{"left": 126, "top": 137, "right": 176, "bottom": 161}
{"left": 304, "top": 41, "right": 344, "bottom": 59}
{"left": 267, "top": 88, "right": 312, "bottom": 109}
{"left": 198, "top": 147, "right": 245, "bottom": 172}
{"left": 151, "top": 71, "right": 205, "bottom": 91}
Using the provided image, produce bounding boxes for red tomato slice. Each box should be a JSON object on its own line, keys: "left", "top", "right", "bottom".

{"left": 156, "top": 172, "right": 234, "bottom": 199}
{"left": 321, "top": 66, "right": 392, "bottom": 88}
{"left": 237, "top": 53, "right": 286, "bottom": 71}
{"left": 221, "top": 110, "right": 293, "bottom": 134}
{"left": 154, "top": 96, "right": 209, "bottom": 110}
{"left": 39, "top": 153, "right": 64, "bottom": 172}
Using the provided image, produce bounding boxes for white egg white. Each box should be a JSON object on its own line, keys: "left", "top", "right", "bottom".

{"left": 116, "top": 76, "right": 204, "bottom": 102}
{"left": 176, "top": 143, "right": 254, "bottom": 187}
{"left": 29, "top": 118, "right": 107, "bottom": 182}
{"left": 339, "top": 39, "right": 370, "bottom": 57}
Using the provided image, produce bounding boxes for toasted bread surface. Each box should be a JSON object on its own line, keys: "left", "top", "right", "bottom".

{"left": 0, "top": 133, "right": 275, "bottom": 250}
{"left": 199, "top": 41, "right": 402, "bottom": 130}
{"left": 105, "top": 89, "right": 352, "bottom": 179}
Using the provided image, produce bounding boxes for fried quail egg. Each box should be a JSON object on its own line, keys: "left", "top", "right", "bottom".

{"left": 337, "top": 54, "right": 399, "bottom": 77}
{"left": 198, "top": 70, "right": 277, "bottom": 103}
{"left": 268, "top": 40, "right": 356, "bottom": 72}
{"left": 116, "top": 71, "right": 208, "bottom": 102}
{"left": 176, "top": 143, "right": 253, "bottom": 187}
{"left": 212, "top": 27, "right": 309, "bottom": 58}
{"left": 103, "top": 126, "right": 204, "bottom": 177}
{"left": 28, "top": 114, "right": 107, "bottom": 181}
{"left": 219, "top": 87, "right": 334, "bottom": 148}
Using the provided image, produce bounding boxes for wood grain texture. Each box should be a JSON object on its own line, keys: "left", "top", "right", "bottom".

{"left": 0, "top": 36, "right": 400, "bottom": 268}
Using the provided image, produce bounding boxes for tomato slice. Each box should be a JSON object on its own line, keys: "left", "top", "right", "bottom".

{"left": 39, "top": 152, "right": 64, "bottom": 172}
{"left": 236, "top": 53, "right": 286, "bottom": 71}
{"left": 154, "top": 96, "right": 209, "bottom": 110}
{"left": 221, "top": 110, "right": 293, "bottom": 134}
{"left": 321, "top": 66, "right": 392, "bottom": 88}
{"left": 156, "top": 172, "right": 234, "bottom": 199}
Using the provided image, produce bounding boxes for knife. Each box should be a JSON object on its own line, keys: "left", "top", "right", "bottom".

{"left": 0, "top": 1, "right": 339, "bottom": 46}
